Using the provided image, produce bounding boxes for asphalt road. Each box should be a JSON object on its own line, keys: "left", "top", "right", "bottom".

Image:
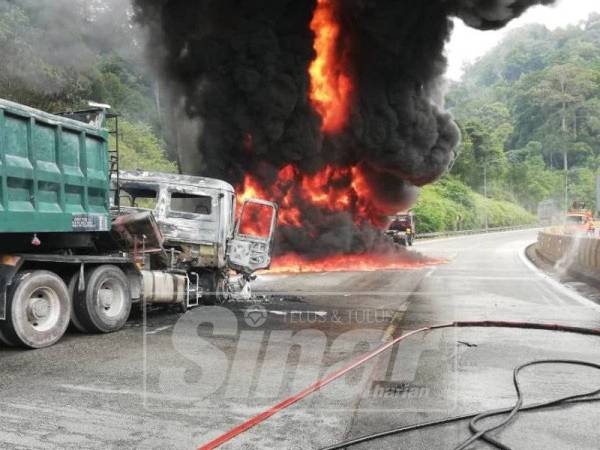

{"left": 1, "top": 229, "right": 599, "bottom": 449}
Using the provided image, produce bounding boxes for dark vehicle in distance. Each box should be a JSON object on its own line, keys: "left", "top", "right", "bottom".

{"left": 385, "top": 211, "right": 415, "bottom": 246}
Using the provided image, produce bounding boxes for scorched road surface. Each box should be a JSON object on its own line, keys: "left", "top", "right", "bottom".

{"left": 0, "top": 229, "right": 599, "bottom": 449}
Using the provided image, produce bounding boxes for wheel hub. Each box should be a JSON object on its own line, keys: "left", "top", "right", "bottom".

{"left": 28, "top": 297, "right": 50, "bottom": 321}
{"left": 99, "top": 289, "right": 113, "bottom": 310}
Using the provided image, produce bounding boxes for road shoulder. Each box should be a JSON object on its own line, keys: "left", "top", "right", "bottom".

{"left": 525, "top": 243, "right": 600, "bottom": 308}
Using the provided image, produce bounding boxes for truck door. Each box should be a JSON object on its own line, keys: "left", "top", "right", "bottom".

{"left": 227, "top": 199, "right": 278, "bottom": 273}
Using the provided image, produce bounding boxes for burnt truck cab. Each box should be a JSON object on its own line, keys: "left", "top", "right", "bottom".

{"left": 114, "top": 170, "right": 278, "bottom": 299}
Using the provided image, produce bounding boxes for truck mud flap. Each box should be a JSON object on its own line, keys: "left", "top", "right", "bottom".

{"left": 0, "top": 257, "right": 23, "bottom": 320}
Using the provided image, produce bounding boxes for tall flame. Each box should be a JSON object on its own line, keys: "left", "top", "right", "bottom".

{"left": 233, "top": 2, "right": 444, "bottom": 274}
{"left": 308, "top": 0, "right": 352, "bottom": 132}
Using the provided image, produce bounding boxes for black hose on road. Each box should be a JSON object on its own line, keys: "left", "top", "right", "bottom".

{"left": 321, "top": 323, "right": 600, "bottom": 450}
{"left": 199, "top": 320, "right": 600, "bottom": 450}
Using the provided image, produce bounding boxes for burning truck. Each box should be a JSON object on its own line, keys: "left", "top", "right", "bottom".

{"left": 0, "top": 98, "right": 277, "bottom": 349}
{"left": 132, "top": 0, "right": 552, "bottom": 272}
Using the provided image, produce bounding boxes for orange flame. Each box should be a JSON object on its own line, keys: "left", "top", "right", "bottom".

{"left": 236, "top": 164, "right": 440, "bottom": 273}
{"left": 239, "top": 164, "right": 389, "bottom": 227}
{"left": 267, "top": 252, "right": 445, "bottom": 273}
{"left": 309, "top": 0, "right": 352, "bottom": 132}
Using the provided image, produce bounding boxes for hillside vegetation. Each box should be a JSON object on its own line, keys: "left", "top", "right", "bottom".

{"left": 446, "top": 14, "right": 600, "bottom": 215}
{"left": 0, "top": 1, "right": 174, "bottom": 172}
{"left": 413, "top": 176, "right": 535, "bottom": 233}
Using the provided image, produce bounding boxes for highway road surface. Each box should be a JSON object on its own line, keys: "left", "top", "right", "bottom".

{"left": 1, "top": 229, "right": 599, "bottom": 449}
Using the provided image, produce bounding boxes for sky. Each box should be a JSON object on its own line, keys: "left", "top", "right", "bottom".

{"left": 445, "top": 0, "right": 600, "bottom": 80}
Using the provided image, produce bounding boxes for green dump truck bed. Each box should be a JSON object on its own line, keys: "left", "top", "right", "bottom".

{"left": 0, "top": 99, "right": 110, "bottom": 233}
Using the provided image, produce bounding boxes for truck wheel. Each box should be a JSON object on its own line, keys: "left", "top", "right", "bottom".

{"left": 177, "top": 301, "right": 188, "bottom": 314}
{"left": 197, "top": 272, "right": 228, "bottom": 304}
{"left": 67, "top": 273, "right": 88, "bottom": 333}
{"left": 0, "top": 328, "right": 16, "bottom": 346}
{"left": 0, "top": 270, "right": 71, "bottom": 349}
{"left": 72, "top": 265, "right": 131, "bottom": 333}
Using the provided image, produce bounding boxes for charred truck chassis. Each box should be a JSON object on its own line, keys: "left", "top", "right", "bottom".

{"left": 0, "top": 99, "right": 277, "bottom": 349}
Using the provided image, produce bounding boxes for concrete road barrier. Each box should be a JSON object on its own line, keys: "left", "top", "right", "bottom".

{"left": 536, "top": 229, "right": 600, "bottom": 281}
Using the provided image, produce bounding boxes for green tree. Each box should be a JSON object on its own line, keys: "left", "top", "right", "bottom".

{"left": 113, "top": 121, "right": 177, "bottom": 173}
{"left": 451, "top": 120, "right": 507, "bottom": 195}
{"left": 508, "top": 152, "right": 561, "bottom": 211}
{"left": 448, "top": 15, "right": 600, "bottom": 215}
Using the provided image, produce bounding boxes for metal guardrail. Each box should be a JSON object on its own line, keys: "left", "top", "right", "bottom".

{"left": 415, "top": 224, "right": 540, "bottom": 240}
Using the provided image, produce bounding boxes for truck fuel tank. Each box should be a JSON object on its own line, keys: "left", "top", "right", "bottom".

{"left": 140, "top": 270, "right": 187, "bottom": 304}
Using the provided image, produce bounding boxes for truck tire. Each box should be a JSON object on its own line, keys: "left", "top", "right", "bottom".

{"left": 0, "top": 328, "right": 16, "bottom": 346}
{"left": 72, "top": 265, "right": 131, "bottom": 333}
{"left": 0, "top": 270, "right": 71, "bottom": 349}
{"left": 67, "top": 273, "right": 88, "bottom": 333}
{"left": 197, "top": 272, "right": 228, "bottom": 304}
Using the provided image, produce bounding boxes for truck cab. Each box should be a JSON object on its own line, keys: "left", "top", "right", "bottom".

{"left": 564, "top": 201, "right": 594, "bottom": 235}
{"left": 113, "top": 170, "right": 278, "bottom": 298}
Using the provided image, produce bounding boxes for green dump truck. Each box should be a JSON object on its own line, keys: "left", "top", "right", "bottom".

{"left": 0, "top": 99, "right": 277, "bottom": 349}
{"left": 0, "top": 100, "right": 111, "bottom": 233}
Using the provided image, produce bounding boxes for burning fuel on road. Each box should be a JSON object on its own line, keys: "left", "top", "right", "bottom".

{"left": 133, "top": 0, "right": 554, "bottom": 271}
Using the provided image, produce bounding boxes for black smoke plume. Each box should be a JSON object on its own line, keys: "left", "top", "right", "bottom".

{"left": 0, "top": 0, "right": 143, "bottom": 104}
{"left": 133, "top": 0, "right": 554, "bottom": 259}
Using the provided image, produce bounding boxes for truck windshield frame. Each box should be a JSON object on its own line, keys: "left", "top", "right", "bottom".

{"left": 118, "top": 183, "right": 159, "bottom": 210}
{"left": 168, "top": 190, "right": 213, "bottom": 218}
{"left": 566, "top": 215, "right": 585, "bottom": 224}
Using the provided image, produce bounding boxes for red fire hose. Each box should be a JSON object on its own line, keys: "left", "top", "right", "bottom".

{"left": 198, "top": 320, "right": 600, "bottom": 450}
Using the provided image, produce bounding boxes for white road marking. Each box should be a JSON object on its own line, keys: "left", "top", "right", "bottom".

{"left": 518, "top": 245, "right": 600, "bottom": 312}
{"left": 424, "top": 266, "right": 437, "bottom": 278}
{"left": 144, "top": 325, "right": 172, "bottom": 335}
{"left": 268, "top": 310, "right": 328, "bottom": 317}
{"left": 376, "top": 300, "right": 409, "bottom": 310}
{"left": 428, "top": 275, "right": 537, "bottom": 281}
{"left": 380, "top": 310, "right": 406, "bottom": 342}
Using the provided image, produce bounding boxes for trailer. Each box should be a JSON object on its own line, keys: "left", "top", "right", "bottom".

{"left": 0, "top": 98, "right": 277, "bottom": 348}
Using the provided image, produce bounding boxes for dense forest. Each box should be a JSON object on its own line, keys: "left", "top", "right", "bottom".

{"left": 442, "top": 14, "right": 600, "bottom": 222}
{"left": 0, "top": 0, "right": 175, "bottom": 173}
{"left": 5, "top": 2, "right": 600, "bottom": 233}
